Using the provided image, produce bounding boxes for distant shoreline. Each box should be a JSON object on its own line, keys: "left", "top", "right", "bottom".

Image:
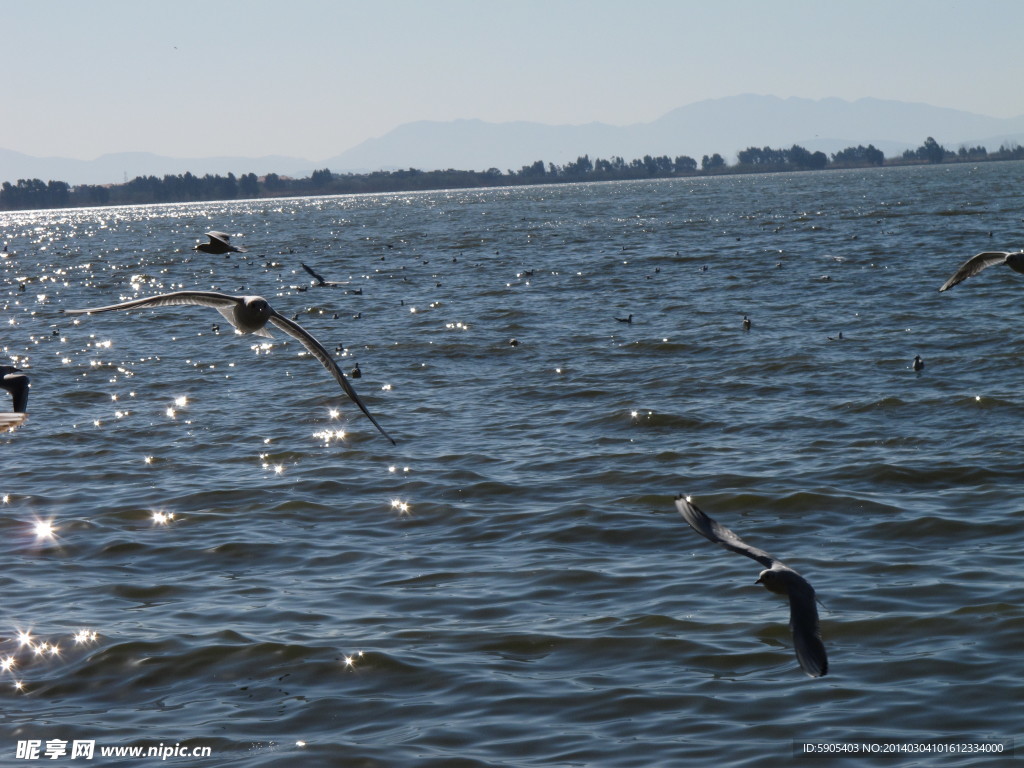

{"left": 2, "top": 139, "right": 1022, "bottom": 213}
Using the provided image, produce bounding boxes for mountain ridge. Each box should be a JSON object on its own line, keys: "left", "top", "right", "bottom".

{"left": 4, "top": 95, "right": 1024, "bottom": 186}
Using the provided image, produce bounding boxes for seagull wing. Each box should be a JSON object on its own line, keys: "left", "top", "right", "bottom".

{"left": 301, "top": 262, "right": 345, "bottom": 285}
{"left": 783, "top": 572, "right": 828, "bottom": 677}
{"left": 62, "top": 291, "right": 257, "bottom": 333}
{"left": 63, "top": 290, "right": 241, "bottom": 316}
{"left": 206, "top": 232, "right": 246, "bottom": 253}
{"left": 301, "top": 263, "right": 327, "bottom": 285}
{"left": 0, "top": 413, "right": 27, "bottom": 433}
{"left": 1, "top": 367, "right": 29, "bottom": 412}
{"left": 674, "top": 495, "right": 776, "bottom": 569}
{"left": 938, "top": 251, "right": 1010, "bottom": 292}
{"left": 268, "top": 312, "right": 396, "bottom": 445}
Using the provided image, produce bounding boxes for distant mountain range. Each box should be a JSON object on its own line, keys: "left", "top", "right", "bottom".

{"left": 0, "top": 149, "right": 314, "bottom": 188}
{"left": 5, "top": 95, "right": 1024, "bottom": 186}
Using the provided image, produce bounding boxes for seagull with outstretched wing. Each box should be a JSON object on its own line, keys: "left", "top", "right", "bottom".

{"left": 674, "top": 495, "right": 828, "bottom": 677}
{"left": 63, "top": 291, "right": 395, "bottom": 444}
{"left": 194, "top": 231, "right": 247, "bottom": 254}
{"left": 938, "top": 250, "right": 1024, "bottom": 292}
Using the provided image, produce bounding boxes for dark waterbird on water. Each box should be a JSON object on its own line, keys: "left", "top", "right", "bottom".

{"left": 938, "top": 250, "right": 1024, "bottom": 292}
{"left": 615, "top": 314, "right": 633, "bottom": 324}
{"left": 62, "top": 291, "right": 395, "bottom": 445}
{"left": 194, "top": 231, "right": 247, "bottom": 255}
{"left": 674, "top": 495, "right": 828, "bottom": 678}
{"left": 1, "top": 365, "right": 29, "bottom": 432}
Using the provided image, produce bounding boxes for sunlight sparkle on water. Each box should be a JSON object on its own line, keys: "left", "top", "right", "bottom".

{"left": 342, "top": 650, "right": 365, "bottom": 669}
{"left": 33, "top": 519, "right": 56, "bottom": 541}
{"left": 152, "top": 510, "right": 175, "bottom": 525}
{"left": 73, "top": 629, "right": 99, "bottom": 645}
{"left": 313, "top": 428, "right": 346, "bottom": 445}
{"left": 174, "top": 395, "right": 188, "bottom": 407}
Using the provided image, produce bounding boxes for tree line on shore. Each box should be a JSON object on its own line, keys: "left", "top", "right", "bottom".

{"left": 2, "top": 137, "right": 1022, "bottom": 212}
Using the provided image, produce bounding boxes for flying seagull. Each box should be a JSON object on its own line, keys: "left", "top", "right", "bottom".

{"left": 673, "top": 495, "right": 828, "bottom": 677}
{"left": 1, "top": 365, "right": 29, "bottom": 432}
{"left": 301, "top": 262, "right": 349, "bottom": 287}
{"left": 938, "top": 250, "right": 1024, "bottom": 292}
{"left": 194, "top": 231, "right": 247, "bottom": 255}
{"left": 63, "top": 292, "right": 395, "bottom": 444}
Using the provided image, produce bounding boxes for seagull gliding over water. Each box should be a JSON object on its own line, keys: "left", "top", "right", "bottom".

{"left": 938, "top": 250, "right": 1024, "bottom": 292}
{"left": 674, "top": 495, "right": 828, "bottom": 677}
{"left": 194, "top": 231, "right": 247, "bottom": 255}
{"left": 63, "top": 291, "right": 395, "bottom": 444}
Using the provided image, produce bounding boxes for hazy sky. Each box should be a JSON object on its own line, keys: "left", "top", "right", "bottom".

{"left": 5, "top": 0, "right": 1023, "bottom": 161}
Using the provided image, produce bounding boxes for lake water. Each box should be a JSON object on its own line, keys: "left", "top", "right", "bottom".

{"left": 1, "top": 162, "right": 1022, "bottom": 766}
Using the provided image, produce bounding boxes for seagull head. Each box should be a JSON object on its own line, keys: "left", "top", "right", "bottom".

{"left": 231, "top": 296, "right": 274, "bottom": 334}
{"left": 242, "top": 296, "right": 272, "bottom": 316}
{"left": 756, "top": 567, "right": 791, "bottom": 596}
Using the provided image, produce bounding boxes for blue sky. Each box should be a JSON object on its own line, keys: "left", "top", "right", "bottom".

{"left": 4, "top": 0, "right": 1023, "bottom": 161}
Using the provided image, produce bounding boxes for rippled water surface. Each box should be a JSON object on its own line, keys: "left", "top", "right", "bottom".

{"left": 2, "top": 163, "right": 1022, "bottom": 766}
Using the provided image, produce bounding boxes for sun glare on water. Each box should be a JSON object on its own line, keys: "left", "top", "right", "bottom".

{"left": 32, "top": 519, "right": 56, "bottom": 541}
